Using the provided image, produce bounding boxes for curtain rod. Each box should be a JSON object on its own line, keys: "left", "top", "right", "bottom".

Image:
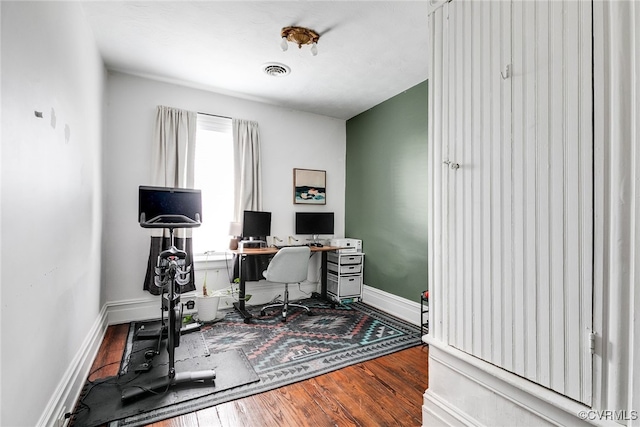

{"left": 197, "top": 111, "right": 232, "bottom": 120}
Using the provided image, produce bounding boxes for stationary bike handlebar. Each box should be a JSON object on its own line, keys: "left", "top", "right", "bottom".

{"left": 139, "top": 214, "right": 201, "bottom": 229}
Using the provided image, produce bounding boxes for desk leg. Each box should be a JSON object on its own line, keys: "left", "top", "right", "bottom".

{"left": 320, "top": 251, "right": 328, "bottom": 300}
{"left": 233, "top": 254, "right": 253, "bottom": 323}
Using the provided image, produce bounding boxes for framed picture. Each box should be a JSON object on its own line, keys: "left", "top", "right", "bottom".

{"left": 293, "top": 168, "right": 326, "bottom": 204}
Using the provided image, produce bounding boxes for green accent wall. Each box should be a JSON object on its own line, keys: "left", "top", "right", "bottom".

{"left": 345, "top": 81, "right": 428, "bottom": 302}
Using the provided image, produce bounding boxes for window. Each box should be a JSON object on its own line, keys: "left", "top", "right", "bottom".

{"left": 192, "top": 114, "right": 233, "bottom": 255}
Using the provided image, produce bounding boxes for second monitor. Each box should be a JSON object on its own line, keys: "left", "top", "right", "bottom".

{"left": 295, "top": 212, "right": 334, "bottom": 244}
{"left": 242, "top": 210, "right": 271, "bottom": 242}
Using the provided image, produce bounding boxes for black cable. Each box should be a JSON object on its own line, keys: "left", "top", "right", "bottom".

{"left": 70, "top": 372, "right": 145, "bottom": 423}
{"left": 72, "top": 342, "right": 158, "bottom": 421}
{"left": 85, "top": 360, "right": 121, "bottom": 380}
{"left": 123, "top": 379, "right": 172, "bottom": 397}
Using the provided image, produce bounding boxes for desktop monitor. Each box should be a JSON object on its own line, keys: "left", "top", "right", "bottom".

{"left": 242, "top": 210, "right": 272, "bottom": 239}
{"left": 295, "top": 212, "right": 335, "bottom": 236}
{"left": 138, "top": 185, "right": 202, "bottom": 227}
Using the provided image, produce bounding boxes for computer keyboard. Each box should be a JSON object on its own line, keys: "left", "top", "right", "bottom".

{"left": 275, "top": 244, "right": 305, "bottom": 249}
{"left": 274, "top": 243, "right": 323, "bottom": 249}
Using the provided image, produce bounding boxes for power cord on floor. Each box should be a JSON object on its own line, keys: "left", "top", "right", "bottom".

{"left": 70, "top": 344, "right": 159, "bottom": 422}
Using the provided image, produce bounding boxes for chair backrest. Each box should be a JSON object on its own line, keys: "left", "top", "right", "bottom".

{"left": 263, "top": 246, "right": 311, "bottom": 283}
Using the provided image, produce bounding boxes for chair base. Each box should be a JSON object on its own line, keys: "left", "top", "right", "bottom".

{"left": 261, "top": 302, "right": 312, "bottom": 322}
{"left": 259, "top": 283, "right": 312, "bottom": 322}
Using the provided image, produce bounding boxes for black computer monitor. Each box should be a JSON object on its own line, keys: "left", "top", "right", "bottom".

{"left": 295, "top": 212, "right": 335, "bottom": 236}
{"left": 138, "top": 185, "right": 202, "bottom": 227}
{"left": 242, "top": 210, "right": 271, "bottom": 239}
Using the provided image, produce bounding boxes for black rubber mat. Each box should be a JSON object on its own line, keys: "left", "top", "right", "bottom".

{"left": 71, "top": 322, "right": 259, "bottom": 427}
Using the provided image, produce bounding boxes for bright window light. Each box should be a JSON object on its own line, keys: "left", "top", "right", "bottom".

{"left": 193, "top": 115, "right": 234, "bottom": 255}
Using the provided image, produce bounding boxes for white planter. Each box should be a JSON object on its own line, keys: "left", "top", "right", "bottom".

{"left": 196, "top": 294, "right": 220, "bottom": 321}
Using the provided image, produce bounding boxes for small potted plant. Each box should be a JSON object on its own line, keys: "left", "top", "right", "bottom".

{"left": 197, "top": 254, "right": 254, "bottom": 321}
{"left": 196, "top": 281, "right": 222, "bottom": 322}
{"left": 196, "top": 257, "right": 226, "bottom": 322}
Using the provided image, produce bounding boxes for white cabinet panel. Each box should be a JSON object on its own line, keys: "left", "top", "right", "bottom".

{"left": 428, "top": 0, "right": 593, "bottom": 405}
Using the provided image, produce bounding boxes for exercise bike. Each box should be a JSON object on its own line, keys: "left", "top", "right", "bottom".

{"left": 121, "top": 186, "right": 216, "bottom": 402}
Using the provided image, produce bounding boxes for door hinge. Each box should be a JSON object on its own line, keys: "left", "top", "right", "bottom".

{"left": 589, "top": 330, "right": 596, "bottom": 355}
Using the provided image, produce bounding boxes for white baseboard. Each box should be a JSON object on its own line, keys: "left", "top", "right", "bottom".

{"left": 105, "top": 281, "right": 321, "bottom": 325}
{"left": 106, "top": 284, "right": 422, "bottom": 327}
{"left": 422, "top": 389, "right": 478, "bottom": 427}
{"left": 361, "top": 284, "right": 421, "bottom": 326}
{"left": 36, "top": 307, "right": 109, "bottom": 427}
{"left": 421, "top": 340, "right": 617, "bottom": 427}
{"left": 106, "top": 296, "right": 162, "bottom": 324}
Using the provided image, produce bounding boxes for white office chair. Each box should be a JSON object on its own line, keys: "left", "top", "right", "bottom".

{"left": 260, "top": 246, "right": 312, "bottom": 322}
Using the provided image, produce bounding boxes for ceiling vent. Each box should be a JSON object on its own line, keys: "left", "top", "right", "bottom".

{"left": 262, "top": 62, "right": 290, "bottom": 77}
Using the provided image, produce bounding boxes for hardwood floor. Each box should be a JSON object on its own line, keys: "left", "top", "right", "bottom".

{"left": 79, "top": 323, "right": 429, "bottom": 427}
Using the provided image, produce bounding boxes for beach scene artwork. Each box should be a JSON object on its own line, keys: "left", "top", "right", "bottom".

{"left": 294, "top": 168, "right": 326, "bottom": 204}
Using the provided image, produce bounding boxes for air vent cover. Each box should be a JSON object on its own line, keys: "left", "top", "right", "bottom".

{"left": 262, "top": 62, "right": 290, "bottom": 77}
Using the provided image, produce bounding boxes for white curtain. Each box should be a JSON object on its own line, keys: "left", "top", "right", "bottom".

{"left": 152, "top": 105, "right": 197, "bottom": 189}
{"left": 231, "top": 119, "right": 265, "bottom": 282}
{"left": 232, "top": 119, "right": 262, "bottom": 220}
{"left": 144, "top": 105, "right": 197, "bottom": 294}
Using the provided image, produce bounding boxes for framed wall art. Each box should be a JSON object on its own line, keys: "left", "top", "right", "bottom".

{"left": 293, "top": 168, "right": 326, "bottom": 204}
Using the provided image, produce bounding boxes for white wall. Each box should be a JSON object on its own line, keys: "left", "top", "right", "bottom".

{"left": 103, "top": 71, "right": 346, "bottom": 306}
{"left": 1, "top": 2, "right": 105, "bottom": 426}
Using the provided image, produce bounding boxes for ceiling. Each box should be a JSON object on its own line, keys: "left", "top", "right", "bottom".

{"left": 81, "top": 1, "right": 430, "bottom": 120}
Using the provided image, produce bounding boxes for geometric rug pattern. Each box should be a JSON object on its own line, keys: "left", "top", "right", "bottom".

{"left": 114, "top": 298, "right": 421, "bottom": 426}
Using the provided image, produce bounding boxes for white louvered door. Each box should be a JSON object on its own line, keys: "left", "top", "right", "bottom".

{"left": 428, "top": 0, "right": 593, "bottom": 405}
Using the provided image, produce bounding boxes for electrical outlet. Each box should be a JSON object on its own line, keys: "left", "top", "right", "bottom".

{"left": 183, "top": 298, "right": 197, "bottom": 314}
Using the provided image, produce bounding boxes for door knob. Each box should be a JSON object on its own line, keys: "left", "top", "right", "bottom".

{"left": 443, "top": 160, "right": 460, "bottom": 170}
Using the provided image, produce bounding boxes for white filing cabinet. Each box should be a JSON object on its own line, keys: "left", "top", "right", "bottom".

{"left": 326, "top": 252, "right": 364, "bottom": 303}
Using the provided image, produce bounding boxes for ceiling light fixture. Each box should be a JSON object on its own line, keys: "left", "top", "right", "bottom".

{"left": 280, "top": 26, "right": 320, "bottom": 56}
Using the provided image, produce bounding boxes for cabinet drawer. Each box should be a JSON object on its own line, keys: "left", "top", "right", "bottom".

{"left": 327, "top": 252, "right": 363, "bottom": 265}
{"left": 327, "top": 273, "right": 362, "bottom": 297}
{"left": 327, "top": 262, "right": 362, "bottom": 275}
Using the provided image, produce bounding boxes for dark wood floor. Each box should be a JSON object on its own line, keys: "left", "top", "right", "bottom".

{"left": 80, "top": 323, "right": 429, "bottom": 427}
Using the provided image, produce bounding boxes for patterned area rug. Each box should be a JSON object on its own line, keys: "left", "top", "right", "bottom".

{"left": 115, "top": 297, "right": 421, "bottom": 426}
